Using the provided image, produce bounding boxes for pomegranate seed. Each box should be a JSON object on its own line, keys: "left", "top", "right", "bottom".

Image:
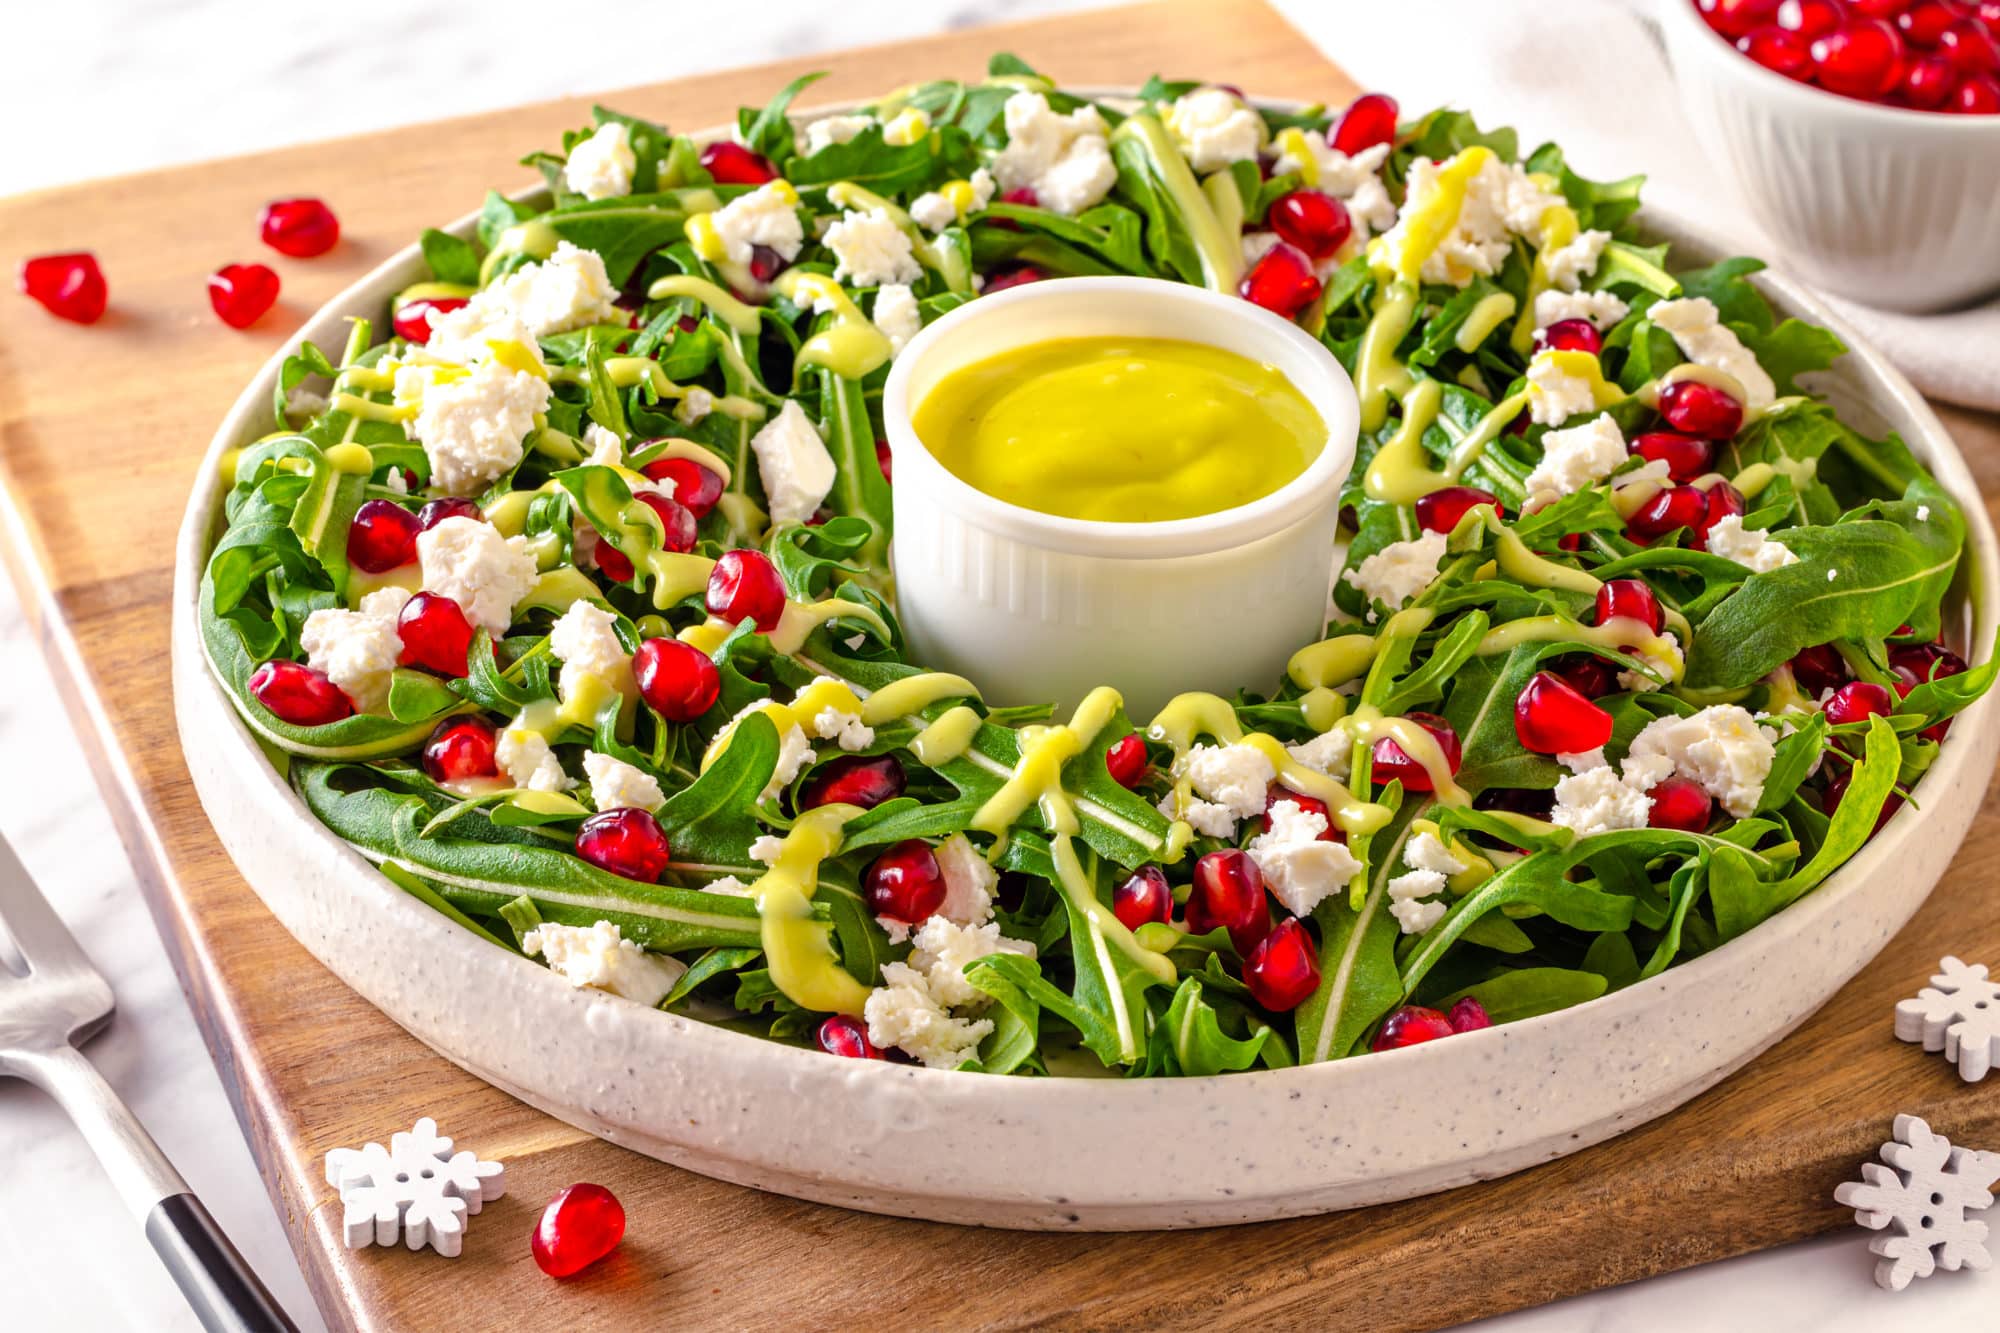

{"left": 1515, "top": 671, "right": 1615, "bottom": 754}
{"left": 1847, "top": 0, "right": 1907, "bottom": 16}
{"left": 1447, "top": 996, "right": 1493, "bottom": 1032}
{"left": 634, "top": 491, "right": 698, "bottom": 554}
{"left": 259, "top": 198, "right": 340, "bottom": 258}
{"left": 700, "top": 141, "right": 778, "bottom": 185}
{"left": 1980, "top": 1, "right": 2000, "bottom": 25}
{"left": 594, "top": 545, "right": 628, "bottom": 584}
{"left": 422, "top": 717, "right": 499, "bottom": 782}
{"left": 1476, "top": 784, "right": 1556, "bottom": 820}
{"left": 1626, "top": 484, "right": 1708, "bottom": 541}
{"left": 1780, "top": 0, "right": 1851, "bottom": 39}
{"left": 1371, "top": 1005, "right": 1456, "bottom": 1051}
{"left": 396, "top": 592, "right": 477, "bottom": 677}
{"left": 640, "top": 456, "right": 724, "bottom": 518}
{"left": 1825, "top": 680, "right": 1895, "bottom": 725}
{"left": 1950, "top": 72, "right": 2000, "bottom": 109}
{"left": 799, "top": 754, "right": 906, "bottom": 811}
{"left": 875, "top": 438, "right": 894, "bottom": 484}
{"left": 1105, "top": 733, "right": 1147, "bottom": 788}
{"left": 863, "top": 840, "right": 948, "bottom": 924}
{"left": 1262, "top": 785, "right": 1343, "bottom": 840}
{"left": 706, "top": 549, "right": 787, "bottom": 631}
{"left": 1551, "top": 652, "right": 1619, "bottom": 699}
{"left": 999, "top": 186, "right": 1040, "bottom": 209}
{"left": 816, "top": 1014, "right": 881, "bottom": 1059}
{"left": 575, "top": 807, "right": 672, "bottom": 882}
{"left": 1647, "top": 775, "right": 1715, "bottom": 831}
{"left": 1632, "top": 430, "right": 1715, "bottom": 483}
{"left": 345, "top": 499, "right": 421, "bottom": 573}
{"left": 531, "top": 1182, "right": 625, "bottom": 1278}
{"left": 1790, "top": 643, "right": 1849, "bottom": 694}
{"left": 1903, "top": 51, "right": 1962, "bottom": 102}
{"left": 1941, "top": 17, "right": 2000, "bottom": 70}
{"left": 1690, "top": 481, "right": 1747, "bottom": 551}
{"left": 17, "top": 253, "right": 107, "bottom": 324}
{"left": 1371, "top": 712, "right": 1461, "bottom": 793}
{"left": 983, "top": 264, "right": 1045, "bottom": 294}
{"left": 633, "top": 637, "right": 721, "bottom": 721}
{"left": 248, "top": 659, "right": 353, "bottom": 726}
{"left": 1112, "top": 865, "right": 1174, "bottom": 932}
{"left": 1558, "top": 532, "right": 1586, "bottom": 552}
{"left": 1594, "top": 578, "right": 1665, "bottom": 634}
{"left": 1703, "top": 0, "right": 1783, "bottom": 37}
{"left": 1187, "top": 850, "right": 1272, "bottom": 954}
{"left": 747, "top": 243, "right": 788, "bottom": 284}
{"left": 1811, "top": 20, "right": 1906, "bottom": 96}
{"left": 1415, "top": 485, "right": 1502, "bottom": 534}
{"left": 207, "top": 263, "right": 280, "bottom": 329}
{"left": 1823, "top": 765, "right": 1903, "bottom": 832}
{"left": 1330, "top": 92, "right": 1400, "bottom": 154}
{"left": 1900, "top": 1, "right": 1959, "bottom": 44}
{"left": 1740, "top": 21, "right": 1816, "bottom": 73}
{"left": 1267, "top": 190, "right": 1353, "bottom": 260}
{"left": 1890, "top": 641, "right": 1969, "bottom": 686}
{"left": 1238, "top": 241, "right": 1322, "bottom": 319}
{"left": 1243, "top": 918, "right": 1321, "bottom": 1012}
{"left": 1538, "top": 318, "right": 1604, "bottom": 356}
{"left": 392, "top": 296, "right": 467, "bottom": 344}
{"left": 418, "top": 496, "right": 482, "bottom": 529}
{"left": 1658, "top": 379, "right": 1744, "bottom": 439}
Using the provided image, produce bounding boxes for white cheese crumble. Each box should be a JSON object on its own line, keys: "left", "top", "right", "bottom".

{"left": 1542, "top": 228, "right": 1612, "bottom": 292}
{"left": 748, "top": 835, "right": 785, "bottom": 865}
{"left": 810, "top": 704, "right": 875, "bottom": 752}
{"left": 1387, "top": 867, "right": 1450, "bottom": 935}
{"left": 1526, "top": 350, "right": 1598, "bottom": 427}
{"left": 873, "top": 283, "right": 922, "bottom": 354}
{"left": 865, "top": 961, "right": 993, "bottom": 1068}
{"left": 435, "top": 241, "right": 622, "bottom": 343}
{"left": 1551, "top": 765, "right": 1654, "bottom": 836}
{"left": 1534, "top": 288, "right": 1630, "bottom": 331}
{"left": 708, "top": 181, "right": 805, "bottom": 265}
{"left": 1380, "top": 154, "right": 1563, "bottom": 288}
{"left": 1626, "top": 705, "right": 1777, "bottom": 818}
{"left": 564, "top": 122, "right": 636, "bottom": 201}
{"left": 1703, "top": 514, "right": 1800, "bottom": 574}
{"left": 1616, "top": 630, "right": 1684, "bottom": 694}
{"left": 1344, "top": 530, "right": 1448, "bottom": 608}
{"left": 1917, "top": 505, "right": 1932, "bottom": 521}
{"left": 1287, "top": 728, "right": 1353, "bottom": 783}
{"left": 935, "top": 833, "right": 997, "bottom": 926}
{"left": 1526, "top": 412, "right": 1628, "bottom": 501}
{"left": 1159, "top": 792, "right": 1241, "bottom": 840}
{"left": 548, "top": 600, "right": 636, "bottom": 702}
{"left": 1403, "top": 830, "right": 1467, "bottom": 877}
{"left": 800, "top": 113, "right": 873, "bottom": 155}
{"left": 1245, "top": 799, "right": 1362, "bottom": 917}
{"left": 824, "top": 206, "right": 921, "bottom": 288}
{"left": 521, "top": 920, "right": 684, "bottom": 1006}
{"left": 908, "top": 169, "right": 996, "bottom": 233}
{"left": 497, "top": 725, "right": 573, "bottom": 792}
{"left": 408, "top": 359, "right": 552, "bottom": 497}
{"left": 768, "top": 725, "right": 812, "bottom": 799}
{"left": 1649, "top": 297, "right": 1777, "bottom": 409}
{"left": 991, "top": 91, "right": 1116, "bottom": 216}
{"left": 1183, "top": 743, "right": 1277, "bottom": 821}
{"left": 705, "top": 875, "right": 753, "bottom": 897}
{"left": 906, "top": 916, "right": 1035, "bottom": 1008}
{"left": 750, "top": 399, "right": 836, "bottom": 525}
{"left": 1164, "top": 88, "right": 1263, "bottom": 172}
{"left": 415, "top": 515, "right": 538, "bottom": 637}
{"left": 582, "top": 750, "right": 664, "bottom": 812}
{"left": 881, "top": 107, "right": 931, "bottom": 146}
{"left": 677, "top": 386, "right": 714, "bottom": 425}
{"left": 300, "top": 587, "right": 410, "bottom": 715}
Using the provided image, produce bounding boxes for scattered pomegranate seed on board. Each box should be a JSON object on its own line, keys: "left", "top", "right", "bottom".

{"left": 18, "top": 252, "right": 107, "bottom": 324}
{"left": 531, "top": 1183, "right": 626, "bottom": 1278}
{"left": 260, "top": 198, "right": 341, "bottom": 257}
{"left": 209, "top": 263, "right": 280, "bottom": 328}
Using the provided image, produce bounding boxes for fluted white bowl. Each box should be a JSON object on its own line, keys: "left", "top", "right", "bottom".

{"left": 1659, "top": 0, "right": 2000, "bottom": 312}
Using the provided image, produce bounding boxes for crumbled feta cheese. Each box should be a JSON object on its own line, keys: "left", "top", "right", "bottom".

{"left": 564, "top": 122, "right": 636, "bottom": 201}
{"left": 409, "top": 359, "right": 552, "bottom": 497}
{"left": 908, "top": 192, "right": 958, "bottom": 233}
{"left": 580, "top": 422, "right": 624, "bottom": 469}
{"left": 1917, "top": 505, "right": 1932, "bottom": 521}
{"left": 935, "top": 834, "right": 997, "bottom": 925}
{"left": 909, "top": 169, "right": 997, "bottom": 233}
{"left": 801, "top": 113, "right": 874, "bottom": 155}
{"left": 415, "top": 515, "right": 539, "bottom": 636}
{"left": 1615, "top": 630, "right": 1684, "bottom": 694}
{"left": 497, "top": 725, "right": 573, "bottom": 792}
{"left": 444, "top": 241, "right": 622, "bottom": 342}
{"left": 521, "top": 920, "right": 683, "bottom": 1006}
{"left": 677, "top": 386, "right": 714, "bottom": 425}
{"left": 810, "top": 704, "right": 874, "bottom": 752}
{"left": 1164, "top": 88, "right": 1262, "bottom": 172}
{"left": 582, "top": 750, "right": 664, "bottom": 812}
{"left": 707, "top": 181, "right": 805, "bottom": 265}
{"left": 873, "top": 283, "right": 922, "bottom": 354}
{"left": 1649, "top": 297, "right": 1777, "bottom": 409}
{"left": 1245, "top": 799, "right": 1362, "bottom": 917}
{"left": 1550, "top": 765, "right": 1654, "bottom": 836}
{"left": 705, "top": 875, "right": 753, "bottom": 896}
{"left": 881, "top": 108, "right": 930, "bottom": 146}
{"left": 865, "top": 962, "right": 993, "bottom": 1068}
{"left": 1534, "top": 288, "right": 1630, "bottom": 331}
{"left": 750, "top": 399, "right": 836, "bottom": 525}
{"left": 907, "top": 916, "right": 1034, "bottom": 1008}
{"left": 1703, "top": 514, "right": 1800, "bottom": 574}
{"left": 1526, "top": 412, "right": 1627, "bottom": 501}
{"left": 1344, "top": 530, "right": 1448, "bottom": 608}
{"left": 1183, "top": 743, "right": 1277, "bottom": 821}
{"left": 1380, "top": 154, "right": 1563, "bottom": 287}
{"left": 548, "top": 600, "right": 635, "bottom": 701}
{"left": 284, "top": 387, "right": 329, "bottom": 426}
{"left": 1542, "top": 228, "right": 1612, "bottom": 292}
{"left": 1403, "top": 830, "right": 1467, "bottom": 877}
{"left": 1287, "top": 728, "right": 1353, "bottom": 783}
{"left": 1160, "top": 792, "right": 1241, "bottom": 839}
{"left": 300, "top": 587, "right": 410, "bottom": 714}
{"left": 1626, "top": 705, "right": 1777, "bottom": 818}
{"left": 824, "top": 206, "right": 922, "bottom": 287}
{"left": 1526, "top": 350, "right": 1598, "bottom": 427}
{"left": 1389, "top": 896, "right": 1448, "bottom": 935}
{"left": 769, "top": 725, "right": 811, "bottom": 798}
{"left": 991, "top": 91, "right": 1116, "bottom": 216}
{"left": 1827, "top": 568, "right": 1838, "bottom": 582}
{"left": 1559, "top": 748, "right": 1608, "bottom": 774}
{"left": 749, "top": 835, "right": 785, "bottom": 865}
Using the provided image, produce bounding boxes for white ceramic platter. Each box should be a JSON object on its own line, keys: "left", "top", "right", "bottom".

{"left": 171, "top": 100, "right": 2000, "bottom": 1230}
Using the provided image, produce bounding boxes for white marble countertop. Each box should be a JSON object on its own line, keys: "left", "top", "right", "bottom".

{"left": 1, "top": 1, "right": 1988, "bottom": 1328}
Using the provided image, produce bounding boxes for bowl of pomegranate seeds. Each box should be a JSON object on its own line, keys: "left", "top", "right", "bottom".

{"left": 1665, "top": 0, "right": 2000, "bottom": 310}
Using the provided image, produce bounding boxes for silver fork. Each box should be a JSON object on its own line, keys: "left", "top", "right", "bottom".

{"left": 0, "top": 831, "right": 297, "bottom": 1332}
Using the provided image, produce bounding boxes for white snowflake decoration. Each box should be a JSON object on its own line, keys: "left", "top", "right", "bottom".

{"left": 1833, "top": 1114, "right": 2000, "bottom": 1291}
{"left": 324, "top": 1117, "right": 506, "bottom": 1258}
{"left": 1895, "top": 955, "right": 2000, "bottom": 1083}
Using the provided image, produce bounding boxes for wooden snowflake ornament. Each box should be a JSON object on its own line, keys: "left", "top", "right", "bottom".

{"left": 325, "top": 1117, "right": 506, "bottom": 1258}
{"left": 1895, "top": 955, "right": 2000, "bottom": 1082}
{"left": 1833, "top": 1114, "right": 2000, "bottom": 1291}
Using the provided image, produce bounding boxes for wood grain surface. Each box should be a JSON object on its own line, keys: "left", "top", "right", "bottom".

{"left": 2, "top": 2, "right": 1998, "bottom": 1328}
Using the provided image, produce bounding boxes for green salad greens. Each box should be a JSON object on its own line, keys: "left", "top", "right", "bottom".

{"left": 201, "top": 56, "right": 1994, "bottom": 1075}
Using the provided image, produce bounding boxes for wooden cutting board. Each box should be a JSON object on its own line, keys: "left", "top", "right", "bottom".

{"left": 3, "top": 2, "right": 1998, "bottom": 1327}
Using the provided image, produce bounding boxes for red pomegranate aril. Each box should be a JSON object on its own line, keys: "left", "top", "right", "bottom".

{"left": 1447, "top": 996, "right": 1493, "bottom": 1033}
{"left": 1741, "top": 22, "right": 1816, "bottom": 74}
{"left": 1416, "top": 485, "right": 1502, "bottom": 534}
{"left": 1658, "top": 379, "right": 1745, "bottom": 439}
{"left": 208, "top": 263, "right": 280, "bottom": 329}
{"left": 634, "top": 491, "right": 698, "bottom": 554}
{"left": 593, "top": 540, "right": 634, "bottom": 582}
{"left": 640, "top": 456, "right": 724, "bottom": 518}
{"left": 1889, "top": 641, "right": 1969, "bottom": 686}
{"left": 1594, "top": 577, "right": 1666, "bottom": 635}
{"left": 1951, "top": 72, "right": 2000, "bottom": 110}
{"left": 531, "top": 1182, "right": 625, "bottom": 1278}
{"left": 1330, "top": 92, "right": 1400, "bottom": 154}
{"left": 259, "top": 198, "right": 340, "bottom": 258}
{"left": 1552, "top": 652, "right": 1619, "bottom": 699}
{"left": 1371, "top": 712, "right": 1461, "bottom": 793}
{"left": 418, "top": 496, "right": 482, "bottom": 529}
{"left": 392, "top": 296, "right": 467, "bottom": 344}
{"left": 1941, "top": 18, "right": 2000, "bottom": 70}
{"left": 1515, "top": 671, "right": 1615, "bottom": 754}
{"left": 1371, "top": 1004, "right": 1457, "bottom": 1051}
{"left": 1558, "top": 532, "right": 1586, "bottom": 552}
{"left": 699, "top": 140, "right": 778, "bottom": 185}
{"left": 1790, "top": 643, "right": 1850, "bottom": 694}
{"left": 422, "top": 716, "right": 499, "bottom": 782}
{"left": 1779, "top": 0, "right": 1851, "bottom": 39}
{"left": 800, "top": 754, "right": 906, "bottom": 811}
{"left": 575, "top": 807, "right": 673, "bottom": 882}
{"left": 1267, "top": 189, "right": 1353, "bottom": 261}
{"left": 1810, "top": 19, "right": 1907, "bottom": 96}
{"left": 1238, "top": 241, "right": 1322, "bottom": 319}
{"left": 18, "top": 253, "right": 108, "bottom": 324}
{"left": 248, "top": 659, "right": 353, "bottom": 726}
{"left": 1903, "top": 51, "right": 1962, "bottom": 102}
{"left": 1704, "top": 0, "right": 1783, "bottom": 37}
{"left": 747, "top": 243, "right": 788, "bottom": 284}
{"left": 1647, "top": 775, "right": 1715, "bottom": 832}
{"left": 1538, "top": 318, "right": 1604, "bottom": 356}
{"left": 1626, "top": 484, "right": 1708, "bottom": 541}
{"left": 816, "top": 1014, "right": 881, "bottom": 1059}
{"left": 1900, "top": 1, "right": 1959, "bottom": 44}
{"left": 1691, "top": 481, "right": 1747, "bottom": 550}
{"left": 706, "top": 549, "right": 788, "bottom": 632}
{"left": 1847, "top": 0, "right": 1906, "bottom": 16}
{"left": 1113, "top": 865, "right": 1174, "bottom": 932}
{"left": 1105, "top": 733, "right": 1148, "bottom": 788}
{"left": 864, "top": 840, "right": 948, "bottom": 924}
{"left": 397, "top": 592, "right": 477, "bottom": 677}
{"left": 1825, "top": 680, "right": 1895, "bottom": 725}
{"left": 1823, "top": 765, "right": 1904, "bottom": 832}
{"left": 875, "top": 438, "right": 894, "bottom": 484}
{"left": 1243, "top": 918, "right": 1321, "bottom": 1012}
{"left": 633, "top": 637, "right": 721, "bottom": 722}
{"left": 345, "top": 499, "right": 421, "bottom": 573}
{"left": 1632, "top": 430, "right": 1716, "bottom": 483}
{"left": 1187, "top": 850, "right": 1272, "bottom": 953}
{"left": 984, "top": 264, "right": 1045, "bottom": 295}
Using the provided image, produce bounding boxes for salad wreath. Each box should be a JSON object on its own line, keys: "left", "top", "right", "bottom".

{"left": 202, "top": 57, "right": 1995, "bottom": 1075}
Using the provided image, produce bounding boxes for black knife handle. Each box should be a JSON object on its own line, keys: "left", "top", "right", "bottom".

{"left": 145, "top": 1193, "right": 299, "bottom": 1333}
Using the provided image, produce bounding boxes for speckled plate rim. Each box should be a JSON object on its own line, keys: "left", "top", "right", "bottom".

{"left": 169, "top": 95, "right": 2000, "bottom": 1230}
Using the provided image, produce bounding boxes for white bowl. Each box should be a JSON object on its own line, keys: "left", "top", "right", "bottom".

{"left": 1657, "top": 0, "right": 2000, "bottom": 312}
{"left": 885, "top": 276, "right": 1359, "bottom": 717}
{"left": 171, "top": 111, "right": 1999, "bottom": 1230}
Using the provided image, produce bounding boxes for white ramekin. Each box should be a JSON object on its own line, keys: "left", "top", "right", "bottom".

{"left": 882, "top": 276, "right": 1360, "bottom": 717}
{"left": 1656, "top": 0, "right": 2000, "bottom": 312}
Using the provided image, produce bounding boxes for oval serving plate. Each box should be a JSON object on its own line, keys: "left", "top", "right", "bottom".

{"left": 170, "top": 98, "right": 2000, "bottom": 1230}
